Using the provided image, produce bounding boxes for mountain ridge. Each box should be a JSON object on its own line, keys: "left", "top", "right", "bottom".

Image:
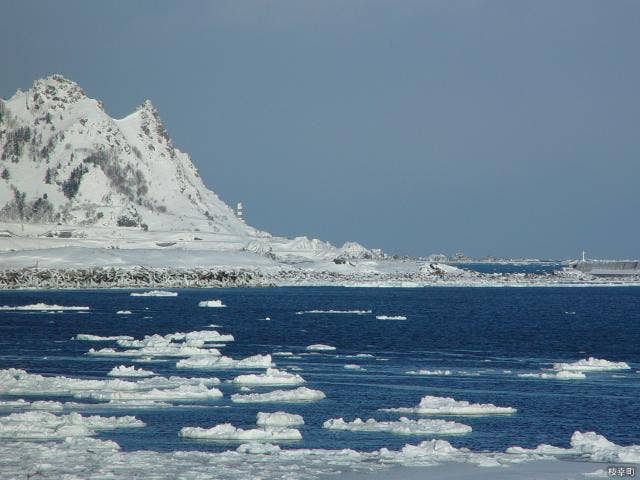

{"left": 0, "top": 74, "right": 261, "bottom": 236}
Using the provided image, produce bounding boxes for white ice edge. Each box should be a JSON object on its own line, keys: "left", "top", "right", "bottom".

{"left": 382, "top": 395, "right": 517, "bottom": 415}
{"left": 0, "top": 303, "right": 90, "bottom": 311}
{"left": 130, "top": 290, "right": 178, "bottom": 297}
{"left": 0, "top": 430, "right": 637, "bottom": 479}
{"left": 179, "top": 423, "right": 302, "bottom": 441}
{"left": 231, "top": 387, "right": 326, "bottom": 403}
{"left": 323, "top": 417, "right": 472, "bottom": 435}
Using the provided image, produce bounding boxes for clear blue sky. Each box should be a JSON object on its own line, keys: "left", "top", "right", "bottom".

{"left": 2, "top": 0, "right": 639, "bottom": 259}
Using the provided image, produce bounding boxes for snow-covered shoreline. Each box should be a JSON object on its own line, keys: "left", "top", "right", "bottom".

{"left": 1, "top": 264, "right": 640, "bottom": 290}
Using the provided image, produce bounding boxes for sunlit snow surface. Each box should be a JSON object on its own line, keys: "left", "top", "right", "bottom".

{"left": 0, "top": 286, "right": 639, "bottom": 479}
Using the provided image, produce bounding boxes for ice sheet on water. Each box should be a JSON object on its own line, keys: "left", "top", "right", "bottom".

{"left": 117, "top": 330, "right": 234, "bottom": 347}
{"left": 306, "top": 344, "right": 336, "bottom": 351}
{"left": 177, "top": 354, "right": 273, "bottom": 370}
{"left": 89, "top": 344, "right": 221, "bottom": 358}
{"left": 130, "top": 290, "right": 178, "bottom": 297}
{"left": 376, "top": 315, "right": 407, "bottom": 320}
{"left": 552, "top": 357, "right": 630, "bottom": 372}
{"left": 256, "top": 411, "right": 305, "bottom": 427}
{"left": 0, "top": 430, "right": 636, "bottom": 479}
{"left": 507, "top": 431, "right": 640, "bottom": 463}
{"left": 198, "top": 300, "right": 226, "bottom": 307}
{"left": 236, "top": 442, "right": 282, "bottom": 454}
{"left": 0, "top": 368, "right": 219, "bottom": 401}
{"left": 323, "top": 417, "right": 472, "bottom": 435}
{"left": 0, "top": 411, "right": 144, "bottom": 439}
{"left": 0, "top": 303, "right": 90, "bottom": 311}
{"left": 344, "top": 364, "right": 365, "bottom": 370}
{"left": 272, "top": 351, "right": 294, "bottom": 357}
{"left": 179, "top": 423, "right": 302, "bottom": 441}
{"left": 231, "top": 387, "right": 326, "bottom": 403}
{"left": 382, "top": 395, "right": 517, "bottom": 415}
{"left": 0, "top": 399, "right": 65, "bottom": 411}
{"left": 232, "top": 368, "right": 305, "bottom": 386}
{"left": 295, "top": 309, "right": 372, "bottom": 315}
{"left": 518, "top": 370, "right": 586, "bottom": 380}
{"left": 406, "top": 369, "right": 452, "bottom": 376}
{"left": 107, "top": 365, "right": 155, "bottom": 377}
{"left": 75, "top": 334, "right": 135, "bottom": 341}
{"left": 85, "top": 384, "right": 223, "bottom": 401}
{"left": 116, "top": 310, "right": 132, "bottom": 315}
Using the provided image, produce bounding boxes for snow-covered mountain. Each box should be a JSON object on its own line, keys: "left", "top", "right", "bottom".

{"left": 0, "top": 74, "right": 261, "bottom": 235}
{"left": 0, "top": 75, "right": 383, "bottom": 265}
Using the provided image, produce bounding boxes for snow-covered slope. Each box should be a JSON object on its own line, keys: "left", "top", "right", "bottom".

{"left": 0, "top": 75, "right": 385, "bottom": 270}
{"left": 0, "top": 75, "right": 260, "bottom": 235}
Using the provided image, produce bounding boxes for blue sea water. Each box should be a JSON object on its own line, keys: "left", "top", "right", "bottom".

{"left": 1, "top": 284, "right": 639, "bottom": 457}
{"left": 456, "top": 263, "right": 561, "bottom": 274}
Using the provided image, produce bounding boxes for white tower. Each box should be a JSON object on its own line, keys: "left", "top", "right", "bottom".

{"left": 236, "top": 202, "right": 244, "bottom": 220}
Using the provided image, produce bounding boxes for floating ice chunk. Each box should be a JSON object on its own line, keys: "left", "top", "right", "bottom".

{"left": 518, "top": 370, "right": 586, "bottom": 380}
{"left": 570, "top": 431, "right": 640, "bottom": 463}
{"left": 0, "top": 411, "right": 144, "bottom": 439}
{"left": 345, "top": 353, "right": 375, "bottom": 358}
{"left": 88, "top": 345, "right": 221, "bottom": 358}
{"left": 0, "top": 399, "right": 65, "bottom": 411}
{"left": 381, "top": 438, "right": 469, "bottom": 463}
{"left": 0, "top": 368, "right": 220, "bottom": 402}
{"left": 376, "top": 315, "right": 407, "bottom": 320}
{"left": 406, "top": 369, "right": 452, "bottom": 376}
{"left": 272, "top": 351, "right": 294, "bottom": 357}
{"left": 231, "top": 387, "right": 326, "bottom": 403}
{"left": 507, "top": 431, "right": 640, "bottom": 464}
{"left": 552, "top": 357, "right": 630, "bottom": 372}
{"left": 107, "top": 365, "right": 155, "bottom": 377}
{"left": 0, "top": 303, "right": 90, "bottom": 311}
{"left": 256, "top": 411, "right": 305, "bottom": 427}
{"left": 116, "top": 310, "right": 132, "bottom": 315}
{"left": 198, "top": 300, "right": 226, "bottom": 308}
{"left": 306, "top": 344, "right": 336, "bottom": 351}
{"left": 177, "top": 354, "right": 272, "bottom": 370}
{"left": 179, "top": 423, "right": 302, "bottom": 441}
{"left": 236, "top": 442, "right": 282, "bottom": 454}
{"left": 232, "top": 368, "right": 305, "bottom": 386}
{"left": 130, "top": 290, "right": 178, "bottom": 297}
{"left": 167, "top": 330, "right": 234, "bottom": 343}
{"left": 344, "top": 364, "right": 364, "bottom": 370}
{"left": 323, "top": 417, "right": 472, "bottom": 435}
{"left": 295, "top": 310, "right": 371, "bottom": 315}
{"left": 86, "top": 384, "right": 223, "bottom": 401}
{"left": 74, "top": 334, "right": 135, "bottom": 341}
{"left": 382, "top": 395, "right": 516, "bottom": 415}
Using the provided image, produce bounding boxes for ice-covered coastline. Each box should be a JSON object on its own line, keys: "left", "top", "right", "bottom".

{"left": 1, "top": 262, "right": 639, "bottom": 289}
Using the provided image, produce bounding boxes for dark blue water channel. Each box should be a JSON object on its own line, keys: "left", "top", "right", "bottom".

{"left": 0, "top": 285, "right": 638, "bottom": 455}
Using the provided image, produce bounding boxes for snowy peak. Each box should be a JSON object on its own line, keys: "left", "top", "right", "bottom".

{"left": 29, "top": 75, "right": 89, "bottom": 106}
{"left": 0, "top": 75, "right": 254, "bottom": 235}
